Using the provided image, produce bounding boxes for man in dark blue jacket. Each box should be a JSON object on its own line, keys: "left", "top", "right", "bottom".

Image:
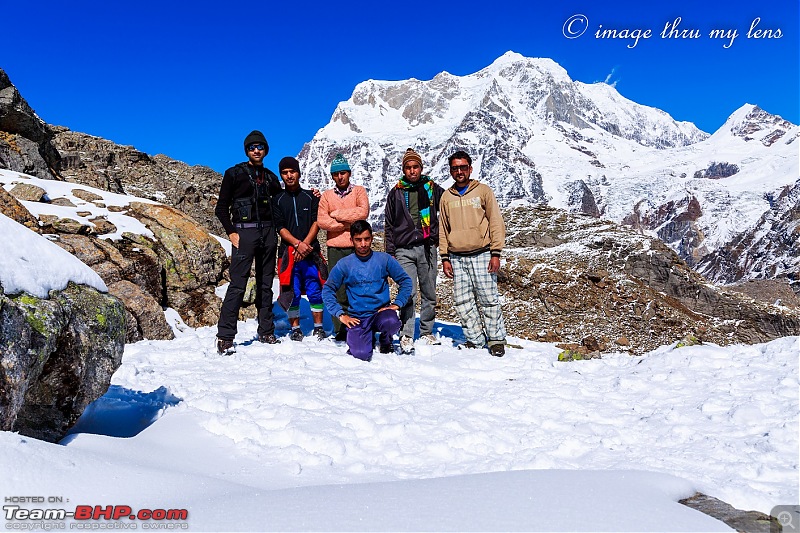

{"left": 215, "top": 130, "right": 282, "bottom": 354}
{"left": 322, "top": 220, "right": 412, "bottom": 361}
{"left": 272, "top": 157, "right": 326, "bottom": 342}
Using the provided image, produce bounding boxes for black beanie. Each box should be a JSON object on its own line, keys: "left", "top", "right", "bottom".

{"left": 243, "top": 130, "right": 269, "bottom": 154}
{"left": 279, "top": 157, "right": 301, "bottom": 175}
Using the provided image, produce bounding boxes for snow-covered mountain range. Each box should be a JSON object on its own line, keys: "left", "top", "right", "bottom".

{"left": 297, "top": 51, "right": 798, "bottom": 288}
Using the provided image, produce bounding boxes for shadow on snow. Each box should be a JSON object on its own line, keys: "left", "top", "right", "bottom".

{"left": 62, "top": 385, "right": 182, "bottom": 442}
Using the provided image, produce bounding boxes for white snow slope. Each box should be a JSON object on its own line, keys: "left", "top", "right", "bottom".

{"left": 0, "top": 211, "right": 107, "bottom": 297}
{"left": 2, "top": 309, "right": 797, "bottom": 531}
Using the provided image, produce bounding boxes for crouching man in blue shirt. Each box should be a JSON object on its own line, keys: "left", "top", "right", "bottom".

{"left": 322, "top": 220, "right": 413, "bottom": 361}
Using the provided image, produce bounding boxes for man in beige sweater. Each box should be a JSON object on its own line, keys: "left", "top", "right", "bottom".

{"left": 439, "top": 150, "right": 507, "bottom": 357}
{"left": 317, "top": 153, "right": 370, "bottom": 340}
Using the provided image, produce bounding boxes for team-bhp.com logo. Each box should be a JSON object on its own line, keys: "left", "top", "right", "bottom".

{"left": 4, "top": 503, "right": 189, "bottom": 530}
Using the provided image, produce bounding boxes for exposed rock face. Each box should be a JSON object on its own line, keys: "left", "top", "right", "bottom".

{"left": 697, "top": 180, "right": 800, "bottom": 294}
{"left": 624, "top": 195, "right": 707, "bottom": 267}
{"left": 731, "top": 105, "right": 796, "bottom": 145}
{"left": 51, "top": 127, "right": 224, "bottom": 236}
{"left": 693, "top": 162, "right": 739, "bottom": 180}
{"left": 0, "top": 69, "right": 60, "bottom": 180}
{"left": 51, "top": 233, "right": 172, "bottom": 342}
{"left": 123, "top": 202, "right": 227, "bottom": 328}
{"left": 107, "top": 280, "right": 174, "bottom": 341}
{"left": 434, "top": 206, "right": 799, "bottom": 355}
{"left": 0, "top": 282, "right": 126, "bottom": 442}
{"left": 0, "top": 186, "right": 39, "bottom": 231}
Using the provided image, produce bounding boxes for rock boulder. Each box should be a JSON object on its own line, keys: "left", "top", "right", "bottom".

{"left": 0, "top": 282, "right": 126, "bottom": 442}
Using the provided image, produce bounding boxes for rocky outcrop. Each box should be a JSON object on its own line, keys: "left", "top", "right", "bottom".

{"left": 123, "top": 202, "right": 227, "bottom": 328}
{"left": 0, "top": 282, "right": 126, "bottom": 442}
{"left": 42, "top": 202, "right": 227, "bottom": 334}
{"left": 0, "top": 69, "right": 60, "bottom": 180}
{"left": 51, "top": 127, "right": 224, "bottom": 235}
{"left": 434, "top": 206, "right": 800, "bottom": 355}
{"left": 693, "top": 162, "right": 739, "bottom": 180}
{"left": 0, "top": 186, "right": 39, "bottom": 231}
{"left": 51, "top": 233, "right": 172, "bottom": 341}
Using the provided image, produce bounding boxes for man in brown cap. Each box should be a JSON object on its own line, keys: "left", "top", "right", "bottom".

{"left": 214, "top": 130, "right": 283, "bottom": 354}
{"left": 384, "top": 148, "right": 445, "bottom": 353}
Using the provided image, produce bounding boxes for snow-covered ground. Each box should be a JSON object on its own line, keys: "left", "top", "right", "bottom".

{"left": 2, "top": 305, "right": 797, "bottom": 530}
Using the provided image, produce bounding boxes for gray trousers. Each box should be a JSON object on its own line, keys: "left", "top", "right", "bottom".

{"left": 327, "top": 246, "right": 354, "bottom": 334}
{"left": 395, "top": 244, "right": 438, "bottom": 338}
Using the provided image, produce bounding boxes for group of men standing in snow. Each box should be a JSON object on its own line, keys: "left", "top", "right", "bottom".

{"left": 214, "top": 130, "right": 507, "bottom": 360}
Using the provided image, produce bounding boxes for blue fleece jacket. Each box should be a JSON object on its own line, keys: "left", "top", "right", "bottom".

{"left": 322, "top": 251, "right": 412, "bottom": 319}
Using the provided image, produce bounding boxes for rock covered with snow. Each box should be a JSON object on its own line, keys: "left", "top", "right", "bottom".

{"left": 697, "top": 179, "right": 800, "bottom": 291}
{"left": 51, "top": 126, "right": 225, "bottom": 236}
{"left": 0, "top": 213, "right": 125, "bottom": 442}
{"left": 0, "top": 212, "right": 107, "bottom": 297}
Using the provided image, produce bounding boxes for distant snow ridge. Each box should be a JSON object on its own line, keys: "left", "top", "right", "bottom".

{"left": 297, "top": 51, "right": 708, "bottom": 225}
{"left": 297, "top": 52, "right": 798, "bottom": 285}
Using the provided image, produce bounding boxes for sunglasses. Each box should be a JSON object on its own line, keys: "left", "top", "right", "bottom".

{"left": 247, "top": 143, "right": 266, "bottom": 152}
{"left": 449, "top": 165, "right": 470, "bottom": 173}
{"left": 331, "top": 171, "right": 350, "bottom": 177}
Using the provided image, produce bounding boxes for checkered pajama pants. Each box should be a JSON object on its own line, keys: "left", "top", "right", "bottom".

{"left": 450, "top": 251, "right": 506, "bottom": 348}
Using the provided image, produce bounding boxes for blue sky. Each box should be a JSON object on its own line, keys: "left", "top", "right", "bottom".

{"left": 2, "top": 0, "right": 797, "bottom": 174}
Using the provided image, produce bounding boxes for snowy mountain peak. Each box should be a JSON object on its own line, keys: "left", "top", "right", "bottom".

{"left": 299, "top": 52, "right": 712, "bottom": 222}
{"left": 321, "top": 52, "right": 705, "bottom": 147}
{"left": 717, "top": 104, "right": 798, "bottom": 146}
{"left": 481, "top": 52, "right": 571, "bottom": 83}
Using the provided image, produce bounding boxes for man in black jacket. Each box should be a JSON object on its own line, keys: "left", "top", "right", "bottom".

{"left": 384, "top": 148, "right": 445, "bottom": 353}
{"left": 215, "top": 130, "right": 282, "bottom": 354}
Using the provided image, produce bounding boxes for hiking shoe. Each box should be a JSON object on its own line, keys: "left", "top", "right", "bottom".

{"left": 379, "top": 343, "right": 394, "bottom": 354}
{"left": 289, "top": 329, "right": 304, "bottom": 342}
{"left": 399, "top": 335, "right": 414, "bottom": 354}
{"left": 334, "top": 329, "right": 348, "bottom": 342}
{"left": 216, "top": 338, "right": 235, "bottom": 355}
{"left": 489, "top": 344, "right": 505, "bottom": 357}
{"left": 458, "top": 341, "right": 478, "bottom": 350}
{"left": 420, "top": 334, "right": 441, "bottom": 345}
{"left": 312, "top": 326, "right": 327, "bottom": 340}
{"left": 258, "top": 333, "right": 280, "bottom": 344}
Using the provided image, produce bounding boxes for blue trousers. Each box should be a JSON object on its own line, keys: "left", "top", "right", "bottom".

{"left": 288, "top": 259, "right": 323, "bottom": 319}
{"left": 346, "top": 309, "right": 401, "bottom": 362}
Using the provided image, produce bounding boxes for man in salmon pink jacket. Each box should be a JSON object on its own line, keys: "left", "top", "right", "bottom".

{"left": 317, "top": 153, "right": 370, "bottom": 340}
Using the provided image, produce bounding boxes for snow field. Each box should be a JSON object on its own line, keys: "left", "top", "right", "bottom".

{"left": 110, "top": 319, "right": 798, "bottom": 513}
